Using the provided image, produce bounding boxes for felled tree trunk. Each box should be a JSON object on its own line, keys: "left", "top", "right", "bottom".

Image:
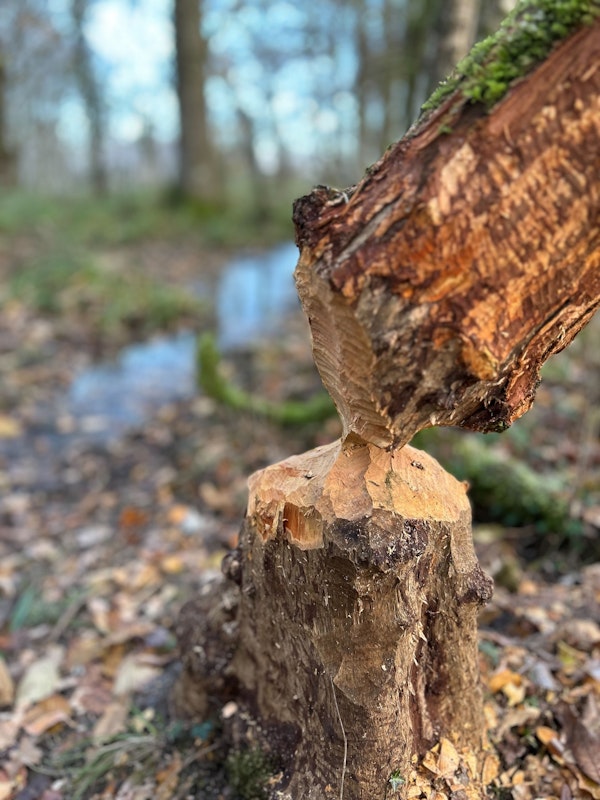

{"left": 176, "top": 11, "right": 600, "bottom": 800}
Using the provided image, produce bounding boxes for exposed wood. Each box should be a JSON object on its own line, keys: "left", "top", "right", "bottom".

{"left": 229, "top": 440, "right": 492, "bottom": 799}
{"left": 294, "top": 22, "right": 600, "bottom": 448}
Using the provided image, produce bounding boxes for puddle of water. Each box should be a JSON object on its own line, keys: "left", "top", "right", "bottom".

{"left": 66, "top": 241, "right": 300, "bottom": 437}
{"left": 216, "top": 241, "right": 299, "bottom": 349}
{"left": 68, "top": 331, "right": 198, "bottom": 435}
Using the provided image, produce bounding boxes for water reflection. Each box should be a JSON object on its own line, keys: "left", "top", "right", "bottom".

{"left": 216, "top": 241, "right": 299, "bottom": 348}
{"left": 67, "top": 241, "right": 299, "bottom": 435}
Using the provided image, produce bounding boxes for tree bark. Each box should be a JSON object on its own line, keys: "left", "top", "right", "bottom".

{"left": 233, "top": 441, "right": 492, "bottom": 798}
{"left": 71, "top": 0, "right": 107, "bottom": 196}
{"left": 174, "top": 0, "right": 218, "bottom": 201}
{"left": 293, "top": 21, "right": 600, "bottom": 449}
{"left": 176, "top": 14, "right": 600, "bottom": 800}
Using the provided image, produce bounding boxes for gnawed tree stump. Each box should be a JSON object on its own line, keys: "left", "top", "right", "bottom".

{"left": 176, "top": 8, "right": 600, "bottom": 799}
{"left": 231, "top": 441, "right": 493, "bottom": 797}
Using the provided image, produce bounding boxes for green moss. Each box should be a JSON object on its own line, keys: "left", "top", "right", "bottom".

{"left": 225, "top": 748, "right": 274, "bottom": 800}
{"left": 197, "top": 332, "right": 336, "bottom": 425}
{"left": 422, "top": 0, "right": 600, "bottom": 111}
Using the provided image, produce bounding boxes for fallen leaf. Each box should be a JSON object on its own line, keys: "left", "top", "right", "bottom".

{"left": 0, "top": 718, "right": 19, "bottom": 750}
{"left": 119, "top": 506, "right": 149, "bottom": 528}
{"left": 536, "top": 725, "right": 559, "bottom": 746}
{"left": 66, "top": 632, "right": 104, "bottom": 668}
{"left": 0, "top": 415, "right": 22, "bottom": 438}
{"left": 0, "top": 781, "right": 13, "bottom": 800}
{"left": 88, "top": 596, "right": 111, "bottom": 634}
{"left": 92, "top": 700, "right": 129, "bottom": 743}
{"left": 156, "top": 753, "right": 182, "bottom": 800}
{"left": 481, "top": 753, "right": 500, "bottom": 784}
{"left": 437, "top": 738, "right": 460, "bottom": 777}
{"left": 576, "top": 773, "right": 600, "bottom": 800}
{"left": 113, "top": 654, "right": 162, "bottom": 697}
{"left": 558, "top": 702, "right": 600, "bottom": 783}
{"left": 15, "top": 646, "right": 63, "bottom": 710}
{"left": 488, "top": 668, "right": 523, "bottom": 693}
{"left": 160, "top": 554, "right": 184, "bottom": 574}
{"left": 556, "top": 641, "right": 586, "bottom": 674}
{"left": 0, "top": 656, "right": 14, "bottom": 707}
{"left": 503, "top": 680, "right": 526, "bottom": 707}
{"left": 22, "top": 694, "right": 72, "bottom": 736}
{"left": 16, "top": 735, "right": 43, "bottom": 765}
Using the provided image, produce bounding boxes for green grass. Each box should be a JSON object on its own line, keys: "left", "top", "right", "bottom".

{"left": 0, "top": 189, "right": 294, "bottom": 342}
{"left": 8, "top": 247, "right": 206, "bottom": 339}
{"left": 0, "top": 189, "right": 293, "bottom": 248}
{"left": 225, "top": 747, "right": 275, "bottom": 800}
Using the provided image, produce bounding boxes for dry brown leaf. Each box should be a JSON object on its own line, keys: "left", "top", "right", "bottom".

{"left": 156, "top": 753, "right": 182, "bottom": 800}
{"left": 0, "top": 719, "right": 19, "bottom": 750}
{"left": 160, "top": 554, "right": 185, "bottom": 574}
{"left": 503, "top": 680, "right": 526, "bottom": 707}
{"left": 559, "top": 619, "right": 600, "bottom": 650}
{"left": 582, "top": 692, "right": 600, "bottom": 736}
{"left": 437, "top": 738, "right": 460, "bottom": 777}
{"left": 66, "top": 632, "right": 104, "bottom": 668}
{"left": 167, "top": 504, "right": 189, "bottom": 525}
{"left": 0, "top": 657, "right": 14, "bottom": 707}
{"left": 70, "top": 680, "right": 114, "bottom": 716}
{"left": 105, "top": 621, "right": 155, "bottom": 646}
{"left": 112, "top": 654, "right": 162, "bottom": 697}
{"left": 22, "top": 694, "right": 72, "bottom": 736}
{"left": 92, "top": 700, "right": 129, "bottom": 743}
{"left": 15, "top": 735, "right": 43, "bottom": 766}
{"left": 556, "top": 641, "right": 586, "bottom": 674}
{"left": 575, "top": 772, "right": 600, "bottom": 800}
{"left": 88, "top": 596, "right": 111, "bottom": 634}
{"left": 421, "top": 744, "right": 441, "bottom": 776}
{"left": 119, "top": 506, "right": 149, "bottom": 529}
{"left": 0, "top": 415, "right": 23, "bottom": 438}
{"left": 15, "top": 645, "right": 63, "bottom": 710}
{"left": 128, "top": 563, "right": 161, "bottom": 590}
{"left": 481, "top": 753, "right": 500, "bottom": 784}
{"left": 559, "top": 702, "right": 600, "bottom": 784}
{"left": 495, "top": 705, "right": 540, "bottom": 742}
{"left": 101, "top": 643, "right": 127, "bottom": 678}
{"left": 536, "top": 725, "right": 559, "bottom": 746}
{"left": 488, "top": 668, "right": 522, "bottom": 693}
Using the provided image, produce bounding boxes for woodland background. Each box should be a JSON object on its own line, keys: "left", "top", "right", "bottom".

{"left": 0, "top": 1, "right": 599, "bottom": 799}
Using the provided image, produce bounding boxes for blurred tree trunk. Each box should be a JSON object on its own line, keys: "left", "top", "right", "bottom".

{"left": 237, "top": 107, "right": 270, "bottom": 221}
{"left": 71, "top": 0, "right": 107, "bottom": 195}
{"left": 355, "top": 0, "right": 371, "bottom": 167}
{"left": 430, "top": 0, "right": 481, "bottom": 85}
{"left": 174, "top": 0, "right": 218, "bottom": 202}
{"left": 0, "top": 50, "right": 17, "bottom": 187}
{"left": 477, "top": 0, "right": 518, "bottom": 38}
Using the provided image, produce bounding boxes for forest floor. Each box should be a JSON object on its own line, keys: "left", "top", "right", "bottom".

{"left": 0, "top": 195, "right": 599, "bottom": 800}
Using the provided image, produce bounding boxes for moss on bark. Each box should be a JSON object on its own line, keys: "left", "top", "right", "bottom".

{"left": 422, "top": 0, "right": 600, "bottom": 111}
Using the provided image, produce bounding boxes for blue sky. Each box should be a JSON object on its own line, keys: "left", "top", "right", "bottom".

{"left": 58, "top": 0, "right": 360, "bottom": 173}
{"left": 86, "top": 0, "right": 178, "bottom": 142}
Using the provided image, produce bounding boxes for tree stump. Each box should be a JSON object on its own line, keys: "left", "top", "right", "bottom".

{"left": 176, "top": 9, "right": 600, "bottom": 799}
{"left": 230, "top": 440, "right": 492, "bottom": 798}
